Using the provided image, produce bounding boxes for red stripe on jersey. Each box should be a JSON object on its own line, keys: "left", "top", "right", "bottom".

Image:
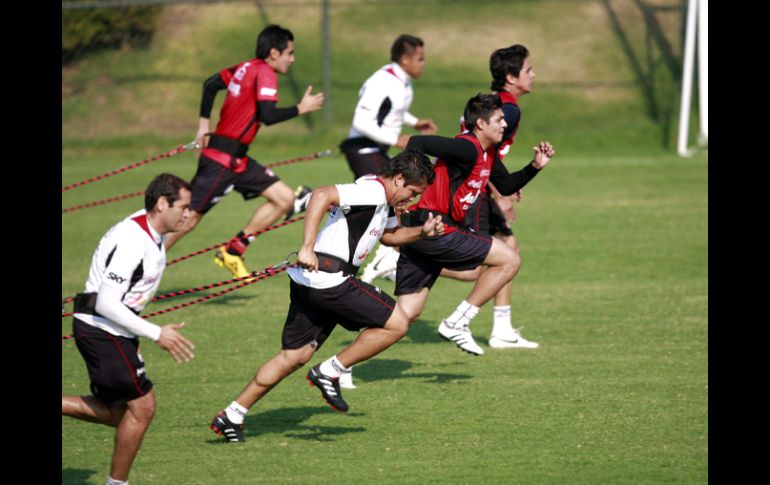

{"left": 131, "top": 214, "right": 156, "bottom": 242}
{"left": 384, "top": 67, "right": 404, "bottom": 84}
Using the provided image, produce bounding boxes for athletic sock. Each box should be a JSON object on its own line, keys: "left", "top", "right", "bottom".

{"left": 443, "top": 300, "right": 480, "bottom": 330}
{"left": 492, "top": 305, "right": 513, "bottom": 336}
{"left": 319, "top": 355, "right": 349, "bottom": 379}
{"left": 225, "top": 401, "right": 248, "bottom": 425}
{"left": 225, "top": 231, "right": 251, "bottom": 256}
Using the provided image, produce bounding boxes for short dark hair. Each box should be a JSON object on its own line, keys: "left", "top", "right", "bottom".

{"left": 390, "top": 34, "right": 424, "bottom": 63}
{"left": 381, "top": 148, "right": 435, "bottom": 186}
{"left": 256, "top": 24, "right": 294, "bottom": 59}
{"left": 490, "top": 44, "right": 529, "bottom": 91}
{"left": 463, "top": 93, "right": 502, "bottom": 131}
{"left": 145, "top": 173, "right": 191, "bottom": 212}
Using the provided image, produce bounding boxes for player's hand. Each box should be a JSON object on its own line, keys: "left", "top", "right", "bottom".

{"left": 532, "top": 141, "right": 555, "bottom": 169}
{"left": 421, "top": 212, "right": 444, "bottom": 238}
{"left": 297, "top": 244, "right": 318, "bottom": 272}
{"left": 157, "top": 322, "right": 195, "bottom": 364}
{"left": 395, "top": 134, "right": 411, "bottom": 149}
{"left": 297, "top": 85, "right": 325, "bottom": 115}
{"left": 495, "top": 194, "right": 516, "bottom": 222}
{"left": 415, "top": 119, "right": 438, "bottom": 135}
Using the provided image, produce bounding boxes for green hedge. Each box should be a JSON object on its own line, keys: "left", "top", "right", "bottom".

{"left": 62, "top": 5, "right": 162, "bottom": 64}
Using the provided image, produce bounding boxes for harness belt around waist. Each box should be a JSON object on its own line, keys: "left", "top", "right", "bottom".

{"left": 73, "top": 292, "right": 141, "bottom": 318}
{"left": 315, "top": 252, "right": 359, "bottom": 277}
{"left": 401, "top": 209, "right": 460, "bottom": 229}
{"left": 208, "top": 134, "right": 249, "bottom": 158}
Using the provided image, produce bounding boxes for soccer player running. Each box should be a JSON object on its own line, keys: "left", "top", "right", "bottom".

{"left": 209, "top": 150, "right": 443, "bottom": 443}
{"left": 395, "top": 93, "right": 554, "bottom": 355}
{"left": 164, "top": 24, "right": 324, "bottom": 279}
{"left": 440, "top": 44, "right": 540, "bottom": 351}
{"left": 339, "top": 34, "right": 438, "bottom": 287}
{"left": 62, "top": 174, "right": 196, "bottom": 485}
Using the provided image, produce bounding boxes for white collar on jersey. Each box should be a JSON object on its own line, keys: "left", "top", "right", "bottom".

{"left": 385, "top": 62, "right": 411, "bottom": 85}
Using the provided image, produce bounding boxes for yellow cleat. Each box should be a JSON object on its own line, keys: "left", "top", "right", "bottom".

{"left": 214, "top": 246, "right": 250, "bottom": 279}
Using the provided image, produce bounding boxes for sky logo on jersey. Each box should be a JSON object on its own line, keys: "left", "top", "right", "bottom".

{"left": 260, "top": 87, "right": 277, "bottom": 96}
{"left": 480, "top": 169, "right": 490, "bottom": 177}
{"left": 107, "top": 272, "right": 126, "bottom": 284}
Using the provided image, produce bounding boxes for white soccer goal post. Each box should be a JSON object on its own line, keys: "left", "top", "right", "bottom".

{"left": 677, "top": 0, "right": 708, "bottom": 156}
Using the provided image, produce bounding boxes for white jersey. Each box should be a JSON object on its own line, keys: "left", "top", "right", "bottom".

{"left": 74, "top": 209, "right": 166, "bottom": 340}
{"left": 288, "top": 175, "right": 398, "bottom": 289}
{"left": 346, "top": 62, "right": 418, "bottom": 147}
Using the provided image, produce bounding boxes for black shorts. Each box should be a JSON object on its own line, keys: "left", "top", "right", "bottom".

{"left": 72, "top": 318, "right": 153, "bottom": 407}
{"left": 395, "top": 229, "right": 493, "bottom": 295}
{"left": 478, "top": 192, "right": 513, "bottom": 237}
{"left": 282, "top": 277, "right": 396, "bottom": 350}
{"left": 190, "top": 154, "right": 281, "bottom": 214}
{"left": 340, "top": 138, "right": 390, "bottom": 179}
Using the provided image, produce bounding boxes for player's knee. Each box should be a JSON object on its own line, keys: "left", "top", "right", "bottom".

{"left": 385, "top": 312, "right": 409, "bottom": 338}
{"left": 268, "top": 183, "right": 294, "bottom": 213}
{"left": 281, "top": 347, "right": 313, "bottom": 369}
{"left": 130, "top": 394, "right": 156, "bottom": 425}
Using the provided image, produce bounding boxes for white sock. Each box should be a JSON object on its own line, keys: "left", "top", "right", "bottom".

{"left": 319, "top": 355, "right": 349, "bottom": 379}
{"left": 107, "top": 477, "right": 128, "bottom": 485}
{"left": 225, "top": 401, "right": 248, "bottom": 425}
{"left": 492, "top": 305, "right": 513, "bottom": 336}
{"left": 443, "top": 300, "right": 479, "bottom": 330}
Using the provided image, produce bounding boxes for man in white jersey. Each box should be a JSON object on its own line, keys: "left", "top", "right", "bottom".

{"left": 209, "top": 150, "right": 443, "bottom": 443}
{"left": 340, "top": 34, "right": 438, "bottom": 292}
{"left": 62, "top": 173, "right": 196, "bottom": 485}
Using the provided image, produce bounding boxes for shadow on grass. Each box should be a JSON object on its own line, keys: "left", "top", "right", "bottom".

{"left": 207, "top": 406, "right": 366, "bottom": 444}
{"left": 353, "top": 358, "right": 472, "bottom": 385}
{"left": 62, "top": 468, "right": 97, "bottom": 485}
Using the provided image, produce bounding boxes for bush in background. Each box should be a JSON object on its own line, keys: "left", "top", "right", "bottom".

{"left": 62, "top": 4, "right": 162, "bottom": 64}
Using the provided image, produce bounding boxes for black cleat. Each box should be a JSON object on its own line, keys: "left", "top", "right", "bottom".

{"left": 306, "top": 365, "right": 349, "bottom": 412}
{"left": 210, "top": 410, "right": 245, "bottom": 443}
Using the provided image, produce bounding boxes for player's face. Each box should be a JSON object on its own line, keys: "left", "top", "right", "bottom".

{"left": 400, "top": 46, "right": 426, "bottom": 79}
{"left": 480, "top": 109, "right": 508, "bottom": 144}
{"left": 272, "top": 41, "right": 296, "bottom": 74}
{"left": 165, "top": 189, "right": 191, "bottom": 233}
{"left": 391, "top": 177, "right": 429, "bottom": 209}
{"left": 512, "top": 57, "right": 535, "bottom": 94}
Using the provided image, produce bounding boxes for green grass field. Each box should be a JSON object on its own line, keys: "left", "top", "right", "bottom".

{"left": 62, "top": 1, "right": 707, "bottom": 483}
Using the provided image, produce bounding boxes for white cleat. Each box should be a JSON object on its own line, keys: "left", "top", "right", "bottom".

{"left": 489, "top": 327, "right": 539, "bottom": 349}
{"left": 361, "top": 245, "right": 400, "bottom": 284}
{"left": 437, "top": 320, "right": 484, "bottom": 355}
{"left": 338, "top": 368, "right": 357, "bottom": 389}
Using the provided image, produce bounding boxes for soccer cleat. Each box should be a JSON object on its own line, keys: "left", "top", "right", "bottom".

{"left": 489, "top": 327, "right": 539, "bottom": 349}
{"left": 306, "top": 365, "right": 349, "bottom": 412}
{"left": 210, "top": 410, "right": 245, "bottom": 443}
{"left": 285, "top": 185, "right": 313, "bottom": 220}
{"left": 360, "top": 245, "right": 400, "bottom": 284}
{"left": 437, "top": 320, "right": 485, "bottom": 355}
{"left": 338, "top": 367, "right": 357, "bottom": 389}
{"left": 214, "top": 246, "right": 250, "bottom": 279}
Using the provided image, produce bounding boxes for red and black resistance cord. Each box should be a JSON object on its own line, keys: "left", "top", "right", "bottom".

{"left": 62, "top": 141, "right": 199, "bottom": 193}
{"left": 62, "top": 148, "right": 333, "bottom": 214}
{"left": 62, "top": 260, "right": 295, "bottom": 340}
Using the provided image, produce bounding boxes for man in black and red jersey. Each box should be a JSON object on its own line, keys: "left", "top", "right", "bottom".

{"left": 395, "top": 93, "right": 554, "bottom": 355}
{"left": 165, "top": 24, "right": 324, "bottom": 279}
{"left": 441, "top": 44, "right": 540, "bottom": 350}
